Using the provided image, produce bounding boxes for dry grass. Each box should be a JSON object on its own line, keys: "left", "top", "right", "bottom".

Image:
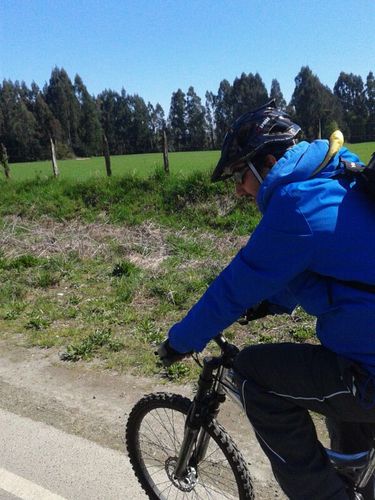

{"left": 0, "top": 215, "right": 247, "bottom": 269}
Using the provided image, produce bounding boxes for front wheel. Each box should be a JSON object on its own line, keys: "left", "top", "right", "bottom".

{"left": 126, "top": 392, "right": 254, "bottom": 499}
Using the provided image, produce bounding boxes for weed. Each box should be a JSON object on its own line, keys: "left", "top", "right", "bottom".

{"left": 112, "top": 260, "right": 139, "bottom": 278}
{"left": 1, "top": 302, "right": 26, "bottom": 320}
{"left": 61, "top": 328, "right": 124, "bottom": 361}
{"left": 37, "top": 270, "right": 60, "bottom": 288}
{"left": 114, "top": 277, "right": 137, "bottom": 303}
{"left": 68, "top": 295, "right": 80, "bottom": 306}
{"left": 137, "top": 318, "right": 164, "bottom": 345}
{"left": 0, "top": 254, "right": 40, "bottom": 270}
{"left": 0, "top": 281, "right": 26, "bottom": 302}
{"left": 258, "top": 334, "right": 274, "bottom": 343}
{"left": 3, "top": 309, "right": 18, "bottom": 320}
{"left": 25, "top": 314, "right": 51, "bottom": 330}
{"left": 166, "top": 362, "right": 191, "bottom": 381}
{"left": 290, "top": 325, "right": 315, "bottom": 342}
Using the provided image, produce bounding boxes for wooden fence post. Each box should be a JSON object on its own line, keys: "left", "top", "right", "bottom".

{"left": 102, "top": 133, "right": 112, "bottom": 177}
{"left": 50, "top": 137, "right": 60, "bottom": 177}
{"left": 0, "top": 143, "right": 10, "bottom": 178}
{"left": 163, "top": 128, "right": 169, "bottom": 174}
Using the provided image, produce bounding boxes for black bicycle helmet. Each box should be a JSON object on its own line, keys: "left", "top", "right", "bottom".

{"left": 212, "top": 99, "right": 301, "bottom": 182}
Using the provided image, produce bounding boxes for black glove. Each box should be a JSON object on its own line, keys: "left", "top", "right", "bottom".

{"left": 156, "top": 339, "right": 191, "bottom": 367}
{"left": 237, "top": 300, "right": 271, "bottom": 325}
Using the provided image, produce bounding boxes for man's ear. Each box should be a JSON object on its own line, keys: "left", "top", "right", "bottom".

{"left": 264, "top": 154, "right": 277, "bottom": 168}
{"left": 260, "top": 154, "right": 277, "bottom": 178}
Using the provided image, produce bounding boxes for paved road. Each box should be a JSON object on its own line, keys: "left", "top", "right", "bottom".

{"left": 0, "top": 408, "right": 145, "bottom": 500}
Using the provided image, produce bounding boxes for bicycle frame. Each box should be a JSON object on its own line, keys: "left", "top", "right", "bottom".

{"left": 173, "top": 334, "right": 375, "bottom": 497}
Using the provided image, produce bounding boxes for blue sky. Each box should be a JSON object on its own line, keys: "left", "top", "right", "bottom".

{"left": 1, "top": 0, "right": 374, "bottom": 114}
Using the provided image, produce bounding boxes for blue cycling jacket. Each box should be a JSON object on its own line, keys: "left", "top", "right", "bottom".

{"left": 169, "top": 140, "right": 375, "bottom": 374}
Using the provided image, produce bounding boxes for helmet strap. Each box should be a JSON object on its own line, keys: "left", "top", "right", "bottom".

{"left": 246, "top": 160, "right": 263, "bottom": 185}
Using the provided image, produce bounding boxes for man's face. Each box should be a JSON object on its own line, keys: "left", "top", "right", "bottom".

{"left": 234, "top": 155, "right": 276, "bottom": 199}
{"left": 235, "top": 168, "right": 261, "bottom": 198}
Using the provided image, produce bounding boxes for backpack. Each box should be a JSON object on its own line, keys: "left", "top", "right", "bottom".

{"left": 341, "top": 151, "right": 375, "bottom": 198}
{"left": 313, "top": 132, "right": 375, "bottom": 294}
{"left": 312, "top": 130, "right": 375, "bottom": 199}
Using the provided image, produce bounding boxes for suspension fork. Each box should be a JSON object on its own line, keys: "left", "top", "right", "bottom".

{"left": 173, "top": 357, "right": 225, "bottom": 479}
{"left": 195, "top": 366, "right": 227, "bottom": 464}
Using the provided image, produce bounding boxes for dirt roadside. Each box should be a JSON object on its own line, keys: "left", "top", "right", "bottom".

{"left": 0, "top": 340, "right": 295, "bottom": 499}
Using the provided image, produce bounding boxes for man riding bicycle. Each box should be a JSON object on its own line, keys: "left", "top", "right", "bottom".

{"left": 158, "top": 100, "right": 375, "bottom": 499}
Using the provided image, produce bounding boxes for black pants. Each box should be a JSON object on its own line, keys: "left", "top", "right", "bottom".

{"left": 233, "top": 343, "right": 375, "bottom": 500}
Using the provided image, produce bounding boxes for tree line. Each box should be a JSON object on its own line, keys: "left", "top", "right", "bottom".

{"left": 0, "top": 66, "right": 374, "bottom": 163}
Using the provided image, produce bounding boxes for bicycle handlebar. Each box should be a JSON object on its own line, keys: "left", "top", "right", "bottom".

{"left": 213, "top": 333, "right": 228, "bottom": 349}
{"left": 213, "top": 334, "right": 239, "bottom": 365}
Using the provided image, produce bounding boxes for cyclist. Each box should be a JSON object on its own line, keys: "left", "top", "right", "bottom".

{"left": 158, "top": 100, "right": 375, "bottom": 499}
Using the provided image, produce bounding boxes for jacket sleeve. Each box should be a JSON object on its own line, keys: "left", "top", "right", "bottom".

{"left": 168, "top": 189, "right": 314, "bottom": 353}
{"left": 266, "top": 288, "right": 298, "bottom": 315}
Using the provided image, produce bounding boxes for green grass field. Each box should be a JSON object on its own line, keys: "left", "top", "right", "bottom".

{"left": 4, "top": 151, "right": 220, "bottom": 181}
{"left": 3, "top": 142, "right": 374, "bottom": 182}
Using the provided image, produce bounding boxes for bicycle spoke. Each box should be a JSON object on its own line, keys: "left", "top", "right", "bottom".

{"left": 139, "top": 439, "right": 170, "bottom": 464}
{"left": 139, "top": 433, "right": 171, "bottom": 452}
{"left": 199, "top": 479, "right": 236, "bottom": 500}
{"left": 149, "top": 466, "right": 166, "bottom": 477}
{"left": 166, "top": 482, "right": 173, "bottom": 499}
{"left": 154, "top": 478, "right": 174, "bottom": 488}
{"left": 139, "top": 432, "right": 174, "bottom": 455}
{"left": 171, "top": 408, "right": 181, "bottom": 451}
{"left": 199, "top": 467, "right": 236, "bottom": 491}
{"left": 198, "top": 444, "right": 224, "bottom": 464}
{"left": 163, "top": 407, "right": 181, "bottom": 454}
{"left": 150, "top": 408, "right": 180, "bottom": 449}
{"left": 142, "top": 418, "right": 173, "bottom": 455}
{"left": 159, "top": 480, "right": 175, "bottom": 496}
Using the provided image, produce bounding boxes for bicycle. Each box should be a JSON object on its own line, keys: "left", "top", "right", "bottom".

{"left": 126, "top": 333, "right": 375, "bottom": 499}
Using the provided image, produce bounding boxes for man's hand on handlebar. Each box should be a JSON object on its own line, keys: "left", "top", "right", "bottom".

{"left": 156, "top": 339, "right": 192, "bottom": 367}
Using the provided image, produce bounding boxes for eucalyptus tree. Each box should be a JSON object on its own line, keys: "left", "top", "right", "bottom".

{"left": 334, "top": 72, "right": 368, "bottom": 142}
{"left": 292, "top": 66, "right": 344, "bottom": 139}
{"left": 365, "top": 71, "right": 375, "bottom": 141}
{"left": 74, "top": 74, "right": 102, "bottom": 156}
{"left": 45, "top": 67, "right": 80, "bottom": 153}
{"left": 0, "top": 80, "right": 39, "bottom": 161}
{"left": 270, "top": 79, "right": 286, "bottom": 110}
{"left": 231, "top": 72, "right": 268, "bottom": 118}
{"left": 127, "top": 94, "right": 153, "bottom": 153}
{"left": 168, "top": 89, "right": 187, "bottom": 151}
{"left": 214, "top": 79, "right": 233, "bottom": 145}
{"left": 148, "top": 102, "right": 166, "bottom": 151}
{"left": 97, "top": 89, "right": 121, "bottom": 154}
{"left": 186, "top": 86, "right": 206, "bottom": 150}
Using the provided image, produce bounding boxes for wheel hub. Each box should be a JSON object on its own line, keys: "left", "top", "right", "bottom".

{"left": 165, "top": 457, "right": 198, "bottom": 492}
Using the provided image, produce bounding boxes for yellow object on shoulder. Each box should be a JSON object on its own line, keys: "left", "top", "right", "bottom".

{"left": 311, "top": 130, "right": 344, "bottom": 176}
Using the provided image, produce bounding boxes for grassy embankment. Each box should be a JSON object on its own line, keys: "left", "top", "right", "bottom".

{"left": 0, "top": 143, "right": 374, "bottom": 381}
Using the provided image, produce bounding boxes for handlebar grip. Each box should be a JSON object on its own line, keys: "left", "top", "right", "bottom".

{"left": 214, "top": 333, "right": 228, "bottom": 349}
